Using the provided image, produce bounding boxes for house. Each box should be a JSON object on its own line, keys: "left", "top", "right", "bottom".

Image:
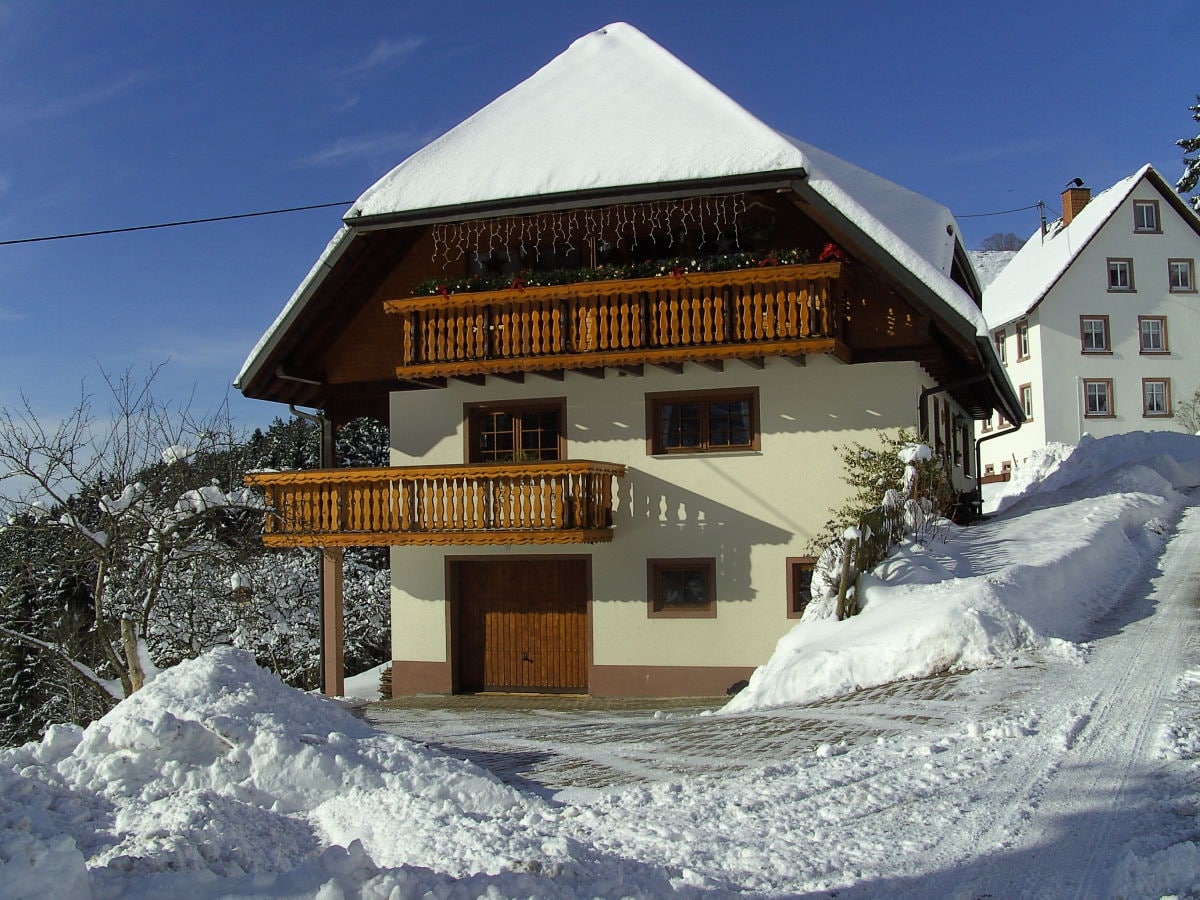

{"left": 235, "top": 23, "right": 1021, "bottom": 698}
{"left": 979, "top": 166, "right": 1200, "bottom": 483}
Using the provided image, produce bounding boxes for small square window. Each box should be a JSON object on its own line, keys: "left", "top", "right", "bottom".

{"left": 1080, "top": 316, "right": 1110, "bottom": 353}
{"left": 648, "top": 558, "right": 716, "bottom": 618}
{"left": 984, "top": 464, "right": 995, "bottom": 476}
{"left": 786, "top": 557, "right": 816, "bottom": 619}
{"left": 1001, "top": 460, "right": 1012, "bottom": 473}
{"left": 1133, "top": 200, "right": 1160, "bottom": 233}
{"left": 993, "top": 330, "right": 1007, "bottom": 365}
{"left": 1083, "top": 379, "right": 1114, "bottom": 418}
{"left": 1169, "top": 259, "right": 1195, "bottom": 292}
{"left": 981, "top": 417, "right": 992, "bottom": 433}
{"left": 1142, "top": 379, "right": 1171, "bottom": 417}
{"left": 1139, "top": 316, "right": 1168, "bottom": 354}
{"left": 1020, "top": 384, "right": 1034, "bottom": 420}
{"left": 1015, "top": 320, "right": 1030, "bottom": 360}
{"left": 1107, "top": 258, "right": 1135, "bottom": 291}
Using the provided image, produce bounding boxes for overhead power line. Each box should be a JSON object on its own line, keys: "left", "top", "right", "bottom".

{"left": 955, "top": 202, "right": 1042, "bottom": 219}
{"left": 0, "top": 200, "right": 355, "bottom": 247}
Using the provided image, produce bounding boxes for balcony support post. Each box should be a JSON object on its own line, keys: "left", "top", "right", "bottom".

{"left": 320, "top": 546, "right": 345, "bottom": 696}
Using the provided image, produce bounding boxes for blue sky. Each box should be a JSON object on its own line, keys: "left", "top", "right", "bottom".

{"left": 0, "top": 0, "right": 1194, "bottom": 432}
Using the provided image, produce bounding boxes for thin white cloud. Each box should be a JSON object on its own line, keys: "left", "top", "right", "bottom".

{"left": 342, "top": 36, "right": 426, "bottom": 78}
{"left": 941, "top": 137, "right": 1062, "bottom": 167}
{"left": 0, "top": 305, "right": 26, "bottom": 321}
{"left": 0, "top": 69, "right": 148, "bottom": 128}
{"left": 298, "top": 129, "right": 436, "bottom": 168}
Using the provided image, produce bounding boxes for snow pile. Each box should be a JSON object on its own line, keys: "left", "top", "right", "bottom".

{"left": 0, "top": 648, "right": 597, "bottom": 898}
{"left": 726, "top": 432, "right": 1200, "bottom": 712}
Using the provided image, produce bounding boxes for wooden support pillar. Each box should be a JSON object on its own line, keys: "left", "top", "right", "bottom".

{"left": 320, "top": 546, "right": 345, "bottom": 696}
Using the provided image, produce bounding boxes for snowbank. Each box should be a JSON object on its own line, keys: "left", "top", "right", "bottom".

{"left": 726, "top": 432, "right": 1200, "bottom": 713}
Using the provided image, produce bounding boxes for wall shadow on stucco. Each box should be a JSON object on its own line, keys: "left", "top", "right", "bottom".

{"left": 609, "top": 467, "right": 794, "bottom": 604}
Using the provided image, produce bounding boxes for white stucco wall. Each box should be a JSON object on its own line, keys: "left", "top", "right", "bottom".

{"left": 388, "top": 355, "right": 966, "bottom": 671}
{"left": 981, "top": 183, "right": 1200, "bottom": 474}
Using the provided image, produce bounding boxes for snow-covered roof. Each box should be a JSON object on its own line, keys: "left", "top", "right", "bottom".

{"left": 969, "top": 250, "right": 1019, "bottom": 291}
{"left": 238, "top": 22, "right": 989, "bottom": 392}
{"left": 983, "top": 166, "right": 1150, "bottom": 329}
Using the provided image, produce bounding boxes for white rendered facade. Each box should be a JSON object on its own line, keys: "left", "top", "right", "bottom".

{"left": 980, "top": 168, "right": 1200, "bottom": 479}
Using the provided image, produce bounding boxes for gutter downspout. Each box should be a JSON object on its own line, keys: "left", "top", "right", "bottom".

{"left": 917, "top": 373, "right": 989, "bottom": 445}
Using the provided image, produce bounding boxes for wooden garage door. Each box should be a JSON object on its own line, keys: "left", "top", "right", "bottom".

{"left": 454, "top": 558, "right": 588, "bottom": 692}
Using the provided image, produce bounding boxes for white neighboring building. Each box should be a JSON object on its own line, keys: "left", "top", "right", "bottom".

{"left": 979, "top": 166, "right": 1200, "bottom": 482}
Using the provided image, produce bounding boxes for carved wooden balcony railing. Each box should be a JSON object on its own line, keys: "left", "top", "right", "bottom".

{"left": 382, "top": 262, "right": 847, "bottom": 380}
{"left": 246, "top": 460, "right": 626, "bottom": 547}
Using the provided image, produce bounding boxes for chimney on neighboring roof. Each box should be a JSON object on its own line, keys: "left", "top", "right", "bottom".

{"left": 1061, "top": 178, "right": 1091, "bottom": 225}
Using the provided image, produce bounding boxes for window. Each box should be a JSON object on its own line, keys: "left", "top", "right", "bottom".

{"left": 1169, "top": 259, "right": 1195, "bottom": 292}
{"left": 648, "top": 558, "right": 716, "bottom": 618}
{"left": 647, "top": 388, "right": 759, "bottom": 455}
{"left": 1083, "top": 379, "right": 1114, "bottom": 418}
{"left": 1107, "top": 258, "right": 1134, "bottom": 291}
{"left": 960, "top": 421, "right": 972, "bottom": 476}
{"left": 1133, "top": 200, "right": 1160, "bottom": 233}
{"left": 981, "top": 417, "right": 992, "bottom": 433}
{"left": 984, "top": 464, "right": 995, "bottom": 476}
{"left": 1015, "top": 320, "right": 1030, "bottom": 361}
{"left": 1142, "top": 379, "right": 1171, "bottom": 417}
{"left": 1138, "top": 316, "right": 1168, "bottom": 354}
{"left": 786, "top": 557, "right": 816, "bottom": 619}
{"left": 1020, "top": 384, "right": 1034, "bottom": 420}
{"left": 1001, "top": 461, "right": 1012, "bottom": 474}
{"left": 994, "top": 329, "right": 1007, "bottom": 365}
{"left": 1080, "top": 316, "right": 1110, "bottom": 353}
{"left": 466, "top": 399, "right": 564, "bottom": 463}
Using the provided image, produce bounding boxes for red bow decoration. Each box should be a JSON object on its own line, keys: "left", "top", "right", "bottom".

{"left": 672, "top": 266, "right": 686, "bottom": 278}
{"left": 818, "top": 243, "right": 847, "bottom": 263}
{"left": 509, "top": 274, "right": 526, "bottom": 293}
{"left": 437, "top": 283, "right": 449, "bottom": 298}
{"left": 758, "top": 251, "right": 779, "bottom": 267}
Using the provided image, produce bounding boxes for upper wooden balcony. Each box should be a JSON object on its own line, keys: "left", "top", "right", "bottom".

{"left": 382, "top": 261, "right": 848, "bottom": 380}
{"left": 246, "top": 460, "right": 626, "bottom": 548}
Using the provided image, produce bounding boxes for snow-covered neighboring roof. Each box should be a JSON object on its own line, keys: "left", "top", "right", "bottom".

{"left": 969, "top": 250, "right": 1019, "bottom": 291}
{"left": 238, "top": 22, "right": 989, "bottom": 392}
{"left": 982, "top": 166, "right": 1150, "bottom": 329}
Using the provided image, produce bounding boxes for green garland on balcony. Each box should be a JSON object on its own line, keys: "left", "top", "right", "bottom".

{"left": 413, "top": 247, "right": 813, "bottom": 297}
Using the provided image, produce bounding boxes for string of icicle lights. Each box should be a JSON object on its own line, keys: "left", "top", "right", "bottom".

{"left": 430, "top": 193, "right": 748, "bottom": 269}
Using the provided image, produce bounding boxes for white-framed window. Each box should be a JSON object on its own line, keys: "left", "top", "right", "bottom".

{"left": 1107, "top": 258, "right": 1134, "bottom": 291}
{"left": 1083, "top": 379, "right": 1114, "bottom": 418}
{"left": 1169, "top": 259, "right": 1195, "bottom": 292}
{"left": 1020, "top": 383, "right": 1034, "bottom": 420}
{"left": 993, "top": 329, "right": 1007, "bottom": 365}
{"left": 1139, "top": 316, "right": 1168, "bottom": 354}
{"left": 1142, "top": 379, "right": 1170, "bottom": 417}
{"left": 1015, "top": 320, "right": 1030, "bottom": 360}
{"left": 1133, "top": 200, "right": 1160, "bottom": 233}
{"left": 1080, "top": 315, "right": 1110, "bottom": 353}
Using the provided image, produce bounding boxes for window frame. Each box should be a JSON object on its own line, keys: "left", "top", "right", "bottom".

{"left": 1168, "top": 258, "right": 1196, "bottom": 293}
{"left": 1079, "top": 315, "right": 1111, "bottom": 354}
{"left": 1107, "top": 258, "right": 1135, "bottom": 292}
{"left": 646, "top": 387, "right": 760, "bottom": 456}
{"left": 1015, "top": 320, "right": 1030, "bottom": 361}
{"left": 463, "top": 397, "right": 566, "bottom": 464}
{"left": 1019, "top": 383, "right": 1034, "bottom": 421}
{"left": 1133, "top": 199, "right": 1161, "bottom": 234}
{"left": 786, "top": 556, "right": 816, "bottom": 620}
{"left": 1142, "top": 378, "right": 1171, "bottom": 418}
{"left": 1083, "top": 379, "right": 1115, "bottom": 418}
{"left": 1138, "top": 316, "right": 1169, "bottom": 355}
{"left": 647, "top": 558, "right": 717, "bottom": 618}
{"left": 993, "top": 329, "right": 1007, "bottom": 365}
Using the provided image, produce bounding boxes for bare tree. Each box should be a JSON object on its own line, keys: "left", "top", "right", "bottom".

{"left": 979, "top": 232, "right": 1025, "bottom": 251}
{"left": 1176, "top": 387, "right": 1200, "bottom": 435}
{"left": 0, "top": 366, "right": 259, "bottom": 699}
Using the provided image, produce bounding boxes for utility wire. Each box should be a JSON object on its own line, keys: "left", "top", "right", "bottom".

{"left": 0, "top": 200, "right": 355, "bottom": 247}
{"left": 955, "top": 202, "right": 1042, "bottom": 219}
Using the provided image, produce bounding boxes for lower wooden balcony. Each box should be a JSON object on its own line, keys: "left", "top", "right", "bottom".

{"left": 383, "top": 261, "right": 848, "bottom": 380}
{"left": 246, "top": 460, "right": 626, "bottom": 547}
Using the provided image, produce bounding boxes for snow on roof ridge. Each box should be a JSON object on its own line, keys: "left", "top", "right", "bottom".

{"left": 983, "top": 165, "right": 1153, "bottom": 329}
{"left": 350, "top": 22, "right": 808, "bottom": 220}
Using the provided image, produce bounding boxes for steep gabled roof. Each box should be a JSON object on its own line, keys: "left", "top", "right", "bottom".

{"left": 237, "top": 22, "right": 996, "bottom": 402}
{"left": 983, "top": 165, "right": 1200, "bottom": 329}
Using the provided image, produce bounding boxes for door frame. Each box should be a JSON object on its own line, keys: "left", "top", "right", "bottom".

{"left": 446, "top": 553, "right": 592, "bottom": 694}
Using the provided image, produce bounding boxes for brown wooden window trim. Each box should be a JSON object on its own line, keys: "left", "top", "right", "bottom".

{"left": 464, "top": 397, "right": 567, "bottom": 463}
{"left": 646, "top": 387, "right": 760, "bottom": 456}
{"left": 1141, "top": 378, "right": 1171, "bottom": 418}
{"left": 786, "top": 556, "right": 817, "bottom": 619}
{"left": 1133, "top": 199, "right": 1161, "bottom": 234}
{"left": 1079, "top": 315, "right": 1111, "bottom": 354}
{"left": 1019, "top": 384, "right": 1034, "bottom": 422}
{"left": 1015, "top": 320, "right": 1031, "bottom": 361}
{"left": 1168, "top": 258, "right": 1196, "bottom": 293}
{"left": 1138, "top": 316, "right": 1169, "bottom": 355}
{"left": 993, "top": 329, "right": 1007, "bottom": 366}
{"left": 1083, "top": 379, "right": 1115, "bottom": 418}
{"left": 647, "top": 558, "right": 717, "bottom": 618}
{"left": 1107, "top": 258, "right": 1135, "bottom": 292}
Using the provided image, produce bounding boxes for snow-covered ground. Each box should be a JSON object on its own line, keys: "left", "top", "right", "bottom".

{"left": 2, "top": 431, "right": 1200, "bottom": 898}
